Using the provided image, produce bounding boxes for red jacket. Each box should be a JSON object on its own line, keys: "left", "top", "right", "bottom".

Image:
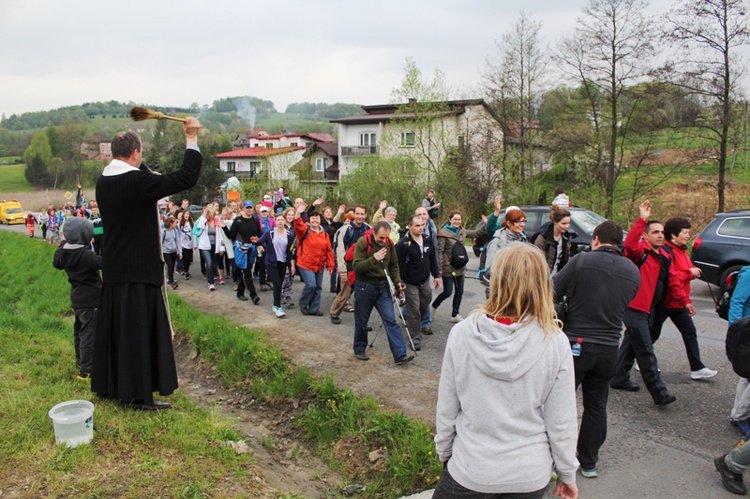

{"left": 624, "top": 218, "right": 689, "bottom": 313}
{"left": 662, "top": 240, "right": 694, "bottom": 310}
{"left": 293, "top": 217, "right": 334, "bottom": 272}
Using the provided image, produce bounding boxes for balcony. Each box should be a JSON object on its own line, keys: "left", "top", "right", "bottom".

{"left": 341, "top": 145, "right": 380, "bottom": 156}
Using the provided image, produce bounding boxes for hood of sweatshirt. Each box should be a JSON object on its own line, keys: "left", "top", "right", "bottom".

{"left": 461, "top": 311, "right": 555, "bottom": 382}
{"left": 62, "top": 217, "right": 94, "bottom": 246}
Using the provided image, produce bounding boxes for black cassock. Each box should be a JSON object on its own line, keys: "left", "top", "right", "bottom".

{"left": 92, "top": 149, "right": 202, "bottom": 404}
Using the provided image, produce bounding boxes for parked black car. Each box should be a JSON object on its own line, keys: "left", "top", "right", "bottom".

{"left": 691, "top": 209, "right": 750, "bottom": 286}
{"left": 495, "top": 205, "right": 612, "bottom": 254}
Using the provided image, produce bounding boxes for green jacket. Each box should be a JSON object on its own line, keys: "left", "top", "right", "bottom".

{"left": 352, "top": 234, "right": 401, "bottom": 286}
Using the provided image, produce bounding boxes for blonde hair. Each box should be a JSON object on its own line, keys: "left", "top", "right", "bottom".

{"left": 482, "top": 242, "right": 561, "bottom": 334}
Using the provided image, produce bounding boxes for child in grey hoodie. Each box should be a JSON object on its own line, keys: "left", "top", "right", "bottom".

{"left": 53, "top": 217, "right": 102, "bottom": 380}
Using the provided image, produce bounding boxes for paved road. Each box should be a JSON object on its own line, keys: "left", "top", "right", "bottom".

{"left": 5, "top": 221, "right": 742, "bottom": 497}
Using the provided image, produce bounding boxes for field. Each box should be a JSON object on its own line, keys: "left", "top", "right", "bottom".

{"left": 0, "top": 161, "right": 32, "bottom": 193}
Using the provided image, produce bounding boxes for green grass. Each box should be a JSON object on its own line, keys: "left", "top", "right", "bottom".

{"left": 0, "top": 232, "right": 442, "bottom": 497}
{"left": 0, "top": 163, "right": 32, "bottom": 192}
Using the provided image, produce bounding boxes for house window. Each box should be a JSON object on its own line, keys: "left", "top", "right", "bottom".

{"left": 316, "top": 158, "right": 328, "bottom": 172}
{"left": 227, "top": 161, "right": 236, "bottom": 172}
{"left": 290, "top": 142, "right": 298, "bottom": 147}
{"left": 250, "top": 161, "right": 261, "bottom": 176}
{"left": 400, "top": 132, "right": 416, "bottom": 147}
{"left": 359, "top": 132, "right": 377, "bottom": 147}
{"left": 265, "top": 143, "right": 274, "bottom": 149}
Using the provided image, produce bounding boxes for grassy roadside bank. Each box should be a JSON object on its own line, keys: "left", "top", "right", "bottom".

{"left": 0, "top": 232, "right": 440, "bottom": 497}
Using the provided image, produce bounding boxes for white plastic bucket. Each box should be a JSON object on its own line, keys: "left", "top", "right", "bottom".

{"left": 48, "top": 400, "right": 94, "bottom": 448}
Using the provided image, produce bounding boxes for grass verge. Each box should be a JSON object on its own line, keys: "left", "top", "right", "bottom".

{"left": 0, "top": 231, "right": 441, "bottom": 497}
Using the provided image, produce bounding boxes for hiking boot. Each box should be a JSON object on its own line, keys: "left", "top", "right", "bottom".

{"left": 715, "top": 455, "right": 747, "bottom": 495}
{"left": 655, "top": 394, "right": 677, "bottom": 406}
{"left": 331, "top": 315, "right": 342, "bottom": 325}
{"left": 300, "top": 307, "right": 309, "bottom": 315}
{"left": 422, "top": 327, "right": 434, "bottom": 335}
{"left": 252, "top": 296, "right": 260, "bottom": 305}
{"left": 395, "top": 354, "right": 415, "bottom": 365}
{"left": 355, "top": 352, "right": 369, "bottom": 361}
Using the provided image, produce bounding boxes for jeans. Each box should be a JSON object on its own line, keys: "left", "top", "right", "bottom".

{"left": 433, "top": 274, "right": 465, "bottom": 317}
{"left": 163, "top": 252, "right": 177, "bottom": 283}
{"left": 298, "top": 267, "right": 323, "bottom": 313}
{"left": 651, "top": 308, "right": 706, "bottom": 372}
{"left": 74, "top": 307, "right": 97, "bottom": 373}
{"left": 354, "top": 280, "right": 408, "bottom": 361}
{"left": 611, "top": 308, "right": 670, "bottom": 403}
{"left": 573, "top": 341, "right": 618, "bottom": 469}
{"left": 199, "top": 249, "right": 216, "bottom": 285}
{"left": 432, "top": 466, "right": 546, "bottom": 499}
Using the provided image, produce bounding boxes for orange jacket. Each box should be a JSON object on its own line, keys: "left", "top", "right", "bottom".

{"left": 293, "top": 217, "right": 334, "bottom": 272}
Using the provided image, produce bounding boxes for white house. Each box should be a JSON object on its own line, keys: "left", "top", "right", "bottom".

{"left": 330, "top": 99, "right": 504, "bottom": 178}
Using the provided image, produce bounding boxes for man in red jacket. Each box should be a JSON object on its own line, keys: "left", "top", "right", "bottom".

{"left": 610, "top": 201, "right": 689, "bottom": 406}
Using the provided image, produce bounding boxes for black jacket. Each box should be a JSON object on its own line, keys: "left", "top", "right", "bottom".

{"left": 53, "top": 241, "right": 102, "bottom": 309}
{"left": 552, "top": 246, "right": 640, "bottom": 346}
{"left": 223, "top": 214, "right": 262, "bottom": 243}
{"left": 395, "top": 231, "right": 440, "bottom": 286}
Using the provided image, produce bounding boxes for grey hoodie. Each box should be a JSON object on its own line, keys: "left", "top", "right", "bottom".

{"left": 435, "top": 311, "right": 578, "bottom": 493}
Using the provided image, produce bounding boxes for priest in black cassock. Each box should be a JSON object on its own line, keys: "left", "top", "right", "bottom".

{"left": 92, "top": 117, "right": 202, "bottom": 411}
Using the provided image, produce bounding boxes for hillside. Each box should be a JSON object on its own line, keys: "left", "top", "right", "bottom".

{"left": 0, "top": 97, "right": 363, "bottom": 137}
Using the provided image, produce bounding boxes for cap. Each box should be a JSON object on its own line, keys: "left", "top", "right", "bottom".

{"left": 242, "top": 200, "right": 254, "bottom": 209}
{"left": 259, "top": 205, "right": 269, "bottom": 212}
{"left": 263, "top": 195, "right": 272, "bottom": 200}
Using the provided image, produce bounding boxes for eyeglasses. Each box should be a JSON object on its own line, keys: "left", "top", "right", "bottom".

{"left": 514, "top": 219, "right": 527, "bottom": 224}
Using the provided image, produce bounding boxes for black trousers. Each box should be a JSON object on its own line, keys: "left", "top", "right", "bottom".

{"left": 237, "top": 265, "right": 258, "bottom": 300}
{"left": 611, "top": 308, "right": 670, "bottom": 403}
{"left": 573, "top": 341, "right": 618, "bottom": 469}
{"left": 433, "top": 466, "right": 546, "bottom": 499}
{"left": 266, "top": 261, "right": 287, "bottom": 307}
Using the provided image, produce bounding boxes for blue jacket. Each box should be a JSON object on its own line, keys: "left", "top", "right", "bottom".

{"left": 729, "top": 266, "right": 750, "bottom": 325}
{"left": 258, "top": 228, "right": 294, "bottom": 267}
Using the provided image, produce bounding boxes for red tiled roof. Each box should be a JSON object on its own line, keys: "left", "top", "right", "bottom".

{"left": 304, "top": 133, "right": 336, "bottom": 143}
{"left": 241, "top": 132, "right": 336, "bottom": 143}
{"left": 215, "top": 146, "right": 306, "bottom": 159}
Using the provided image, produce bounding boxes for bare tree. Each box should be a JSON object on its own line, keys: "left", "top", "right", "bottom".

{"left": 483, "top": 12, "right": 546, "bottom": 203}
{"left": 662, "top": 0, "right": 749, "bottom": 212}
{"left": 554, "top": 0, "right": 656, "bottom": 217}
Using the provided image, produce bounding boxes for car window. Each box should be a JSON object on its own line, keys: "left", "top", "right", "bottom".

{"left": 570, "top": 210, "right": 607, "bottom": 236}
{"left": 718, "top": 217, "right": 750, "bottom": 238}
{"left": 7, "top": 208, "right": 23, "bottom": 214}
{"left": 525, "top": 211, "right": 542, "bottom": 235}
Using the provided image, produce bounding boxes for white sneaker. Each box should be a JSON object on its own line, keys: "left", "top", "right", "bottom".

{"left": 273, "top": 306, "right": 286, "bottom": 318}
{"left": 209, "top": 284, "right": 216, "bottom": 291}
{"left": 580, "top": 467, "right": 598, "bottom": 478}
{"left": 691, "top": 367, "right": 718, "bottom": 380}
{"left": 450, "top": 314, "right": 465, "bottom": 323}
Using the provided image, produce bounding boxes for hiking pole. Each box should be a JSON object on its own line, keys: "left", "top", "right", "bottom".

{"left": 369, "top": 324, "right": 383, "bottom": 349}
{"left": 380, "top": 261, "right": 418, "bottom": 355}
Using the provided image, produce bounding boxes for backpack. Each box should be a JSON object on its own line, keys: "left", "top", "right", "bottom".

{"left": 472, "top": 229, "right": 491, "bottom": 257}
{"left": 450, "top": 241, "right": 469, "bottom": 269}
{"left": 716, "top": 270, "right": 741, "bottom": 320}
{"left": 726, "top": 317, "right": 750, "bottom": 378}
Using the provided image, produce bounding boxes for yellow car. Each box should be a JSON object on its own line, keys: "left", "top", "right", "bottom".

{"left": 0, "top": 200, "right": 26, "bottom": 224}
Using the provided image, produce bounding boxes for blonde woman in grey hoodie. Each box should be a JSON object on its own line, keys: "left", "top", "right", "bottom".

{"left": 434, "top": 242, "right": 579, "bottom": 499}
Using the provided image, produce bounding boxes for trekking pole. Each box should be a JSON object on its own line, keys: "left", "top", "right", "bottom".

{"left": 380, "top": 261, "right": 418, "bottom": 355}
{"left": 369, "top": 324, "right": 383, "bottom": 349}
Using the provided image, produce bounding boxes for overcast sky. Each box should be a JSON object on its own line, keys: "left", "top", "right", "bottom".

{"left": 0, "top": 0, "right": 706, "bottom": 118}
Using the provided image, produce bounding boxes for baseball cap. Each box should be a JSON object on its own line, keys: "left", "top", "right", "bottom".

{"left": 242, "top": 200, "right": 254, "bottom": 209}
{"left": 263, "top": 194, "right": 272, "bottom": 200}
{"left": 259, "top": 205, "right": 269, "bottom": 212}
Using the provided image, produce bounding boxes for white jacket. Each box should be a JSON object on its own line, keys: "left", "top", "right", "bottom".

{"left": 435, "top": 311, "right": 578, "bottom": 493}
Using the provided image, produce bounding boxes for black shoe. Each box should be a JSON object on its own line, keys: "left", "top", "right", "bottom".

{"left": 655, "top": 394, "right": 676, "bottom": 406}
{"left": 252, "top": 296, "right": 260, "bottom": 305}
{"left": 422, "top": 327, "right": 434, "bottom": 335}
{"left": 715, "top": 455, "right": 747, "bottom": 495}
{"left": 395, "top": 354, "right": 415, "bottom": 365}
{"left": 301, "top": 307, "right": 309, "bottom": 315}
{"left": 366, "top": 325, "right": 373, "bottom": 332}
{"left": 123, "top": 400, "right": 172, "bottom": 411}
{"left": 312, "top": 310, "right": 324, "bottom": 316}
{"left": 413, "top": 344, "right": 422, "bottom": 351}
{"left": 286, "top": 302, "right": 295, "bottom": 309}
{"left": 237, "top": 295, "right": 248, "bottom": 301}
{"left": 610, "top": 382, "right": 640, "bottom": 392}
{"left": 355, "top": 352, "right": 369, "bottom": 361}
{"left": 331, "top": 316, "right": 341, "bottom": 325}
{"left": 330, "top": 286, "right": 338, "bottom": 294}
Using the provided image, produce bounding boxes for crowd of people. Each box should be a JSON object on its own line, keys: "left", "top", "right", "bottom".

{"left": 37, "top": 120, "right": 750, "bottom": 497}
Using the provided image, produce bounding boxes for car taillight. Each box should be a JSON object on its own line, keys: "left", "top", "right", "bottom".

{"left": 692, "top": 237, "right": 702, "bottom": 249}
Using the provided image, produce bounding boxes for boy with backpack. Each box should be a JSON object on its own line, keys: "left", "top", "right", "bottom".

{"left": 53, "top": 217, "right": 102, "bottom": 380}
